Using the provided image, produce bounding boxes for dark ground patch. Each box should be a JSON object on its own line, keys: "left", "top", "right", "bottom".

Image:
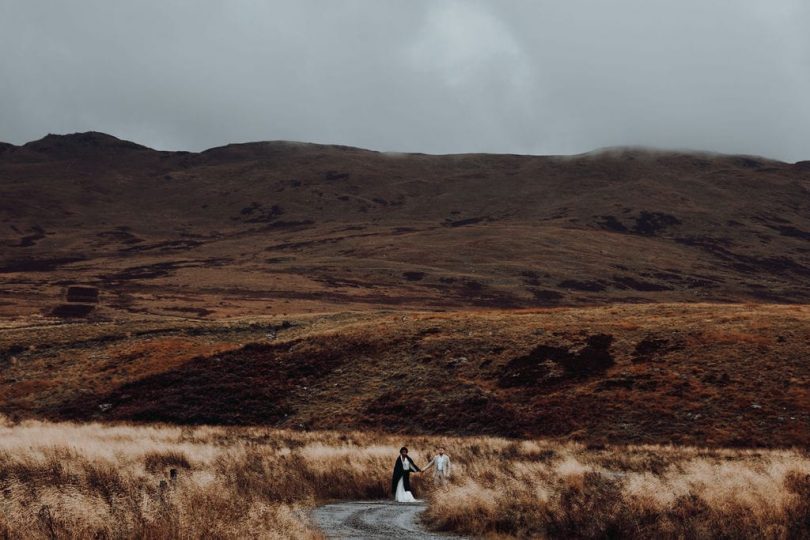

{"left": 613, "top": 276, "right": 672, "bottom": 292}
{"left": 520, "top": 270, "right": 542, "bottom": 286}
{"left": 0, "top": 256, "right": 86, "bottom": 273}
{"left": 451, "top": 280, "right": 523, "bottom": 308}
{"left": 259, "top": 220, "right": 314, "bottom": 229}
{"left": 632, "top": 336, "right": 684, "bottom": 363}
{"left": 597, "top": 215, "right": 628, "bottom": 233}
{"left": 632, "top": 211, "right": 681, "bottom": 235}
{"left": 13, "top": 225, "right": 46, "bottom": 247}
{"left": 498, "top": 344, "right": 570, "bottom": 388}
{"left": 559, "top": 279, "right": 606, "bottom": 292}
{"left": 163, "top": 306, "right": 213, "bottom": 317}
{"left": 324, "top": 171, "right": 350, "bottom": 181}
{"left": 120, "top": 240, "right": 202, "bottom": 253}
{"left": 101, "top": 259, "right": 229, "bottom": 282}
{"left": 101, "top": 262, "right": 178, "bottom": 281}
{"left": 499, "top": 334, "right": 614, "bottom": 388}
{"left": 529, "top": 288, "right": 564, "bottom": 304}
{"left": 597, "top": 211, "right": 680, "bottom": 236}
{"left": 51, "top": 304, "right": 95, "bottom": 318}
{"left": 69, "top": 336, "right": 363, "bottom": 424}
{"left": 733, "top": 157, "right": 764, "bottom": 169}
{"left": 97, "top": 227, "right": 144, "bottom": 245}
{"left": 444, "top": 216, "right": 489, "bottom": 228}
{"left": 403, "top": 271, "right": 426, "bottom": 281}
{"left": 773, "top": 225, "right": 810, "bottom": 241}
{"left": 66, "top": 286, "right": 99, "bottom": 303}
{"left": 675, "top": 236, "right": 810, "bottom": 277}
{"left": 240, "top": 203, "right": 285, "bottom": 224}
{"left": 639, "top": 271, "right": 721, "bottom": 289}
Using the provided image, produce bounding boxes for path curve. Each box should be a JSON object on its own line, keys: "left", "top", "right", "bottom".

{"left": 312, "top": 500, "right": 469, "bottom": 539}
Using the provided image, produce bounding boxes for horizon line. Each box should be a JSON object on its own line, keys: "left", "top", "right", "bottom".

{"left": 0, "top": 130, "right": 802, "bottom": 165}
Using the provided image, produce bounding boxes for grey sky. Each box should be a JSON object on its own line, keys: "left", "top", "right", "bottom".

{"left": 1, "top": 0, "right": 809, "bottom": 161}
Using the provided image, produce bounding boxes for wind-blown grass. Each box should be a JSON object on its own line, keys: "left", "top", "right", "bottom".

{"left": 0, "top": 417, "right": 807, "bottom": 539}
{"left": 423, "top": 441, "right": 810, "bottom": 538}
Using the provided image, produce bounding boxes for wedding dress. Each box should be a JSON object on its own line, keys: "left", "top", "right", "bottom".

{"left": 392, "top": 453, "right": 420, "bottom": 502}
{"left": 395, "top": 477, "right": 418, "bottom": 502}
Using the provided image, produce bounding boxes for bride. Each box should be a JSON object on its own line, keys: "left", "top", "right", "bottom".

{"left": 391, "top": 447, "right": 422, "bottom": 502}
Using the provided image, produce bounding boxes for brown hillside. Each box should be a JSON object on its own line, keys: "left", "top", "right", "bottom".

{"left": 2, "top": 133, "right": 810, "bottom": 318}
{"left": 1, "top": 304, "right": 808, "bottom": 447}
{"left": 2, "top": 134, "right": 809, "bottom": 448}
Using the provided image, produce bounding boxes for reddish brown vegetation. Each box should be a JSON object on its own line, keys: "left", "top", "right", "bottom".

{"left": 2, "top": 304, "right": 809, "bottom": 447}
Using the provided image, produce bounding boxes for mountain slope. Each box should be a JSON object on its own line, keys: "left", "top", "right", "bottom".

{"left": 2, "top": 133, "right": 810, "bottom": 319}
{"left": 2, "top": 305, "right": 808, "bottom": 446}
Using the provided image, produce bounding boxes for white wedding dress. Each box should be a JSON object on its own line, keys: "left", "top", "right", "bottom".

{"left": 395, "top": 477, "right": 418, "bottom": 503}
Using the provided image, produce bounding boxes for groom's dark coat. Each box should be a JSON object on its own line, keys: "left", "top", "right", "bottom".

{"left": 391, "top": 455, "right": 421, "bottom": 495}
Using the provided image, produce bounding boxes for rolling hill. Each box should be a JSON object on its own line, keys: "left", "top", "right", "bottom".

{"left": 2, "top": 132, "right": 810, "bottom": 319}
{"left": 1, "top": 132, "right": 809, "bottom": 447}
{"left": 1, "top": 305, "right": 808, "bottom": 446}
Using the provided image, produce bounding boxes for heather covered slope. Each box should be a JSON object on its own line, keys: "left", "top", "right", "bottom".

{"left": 2, "top": 134, "right": 809, "bottom": 447}
{"left": 2, "top": 132, "right": 810, "bottom": 319}
{"left": 2, "top": 304, "right": 808, "bottom": 447}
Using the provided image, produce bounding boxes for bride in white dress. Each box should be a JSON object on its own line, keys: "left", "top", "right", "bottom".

{"left": 391, "top": 447, "right": 422, "bottom": 502}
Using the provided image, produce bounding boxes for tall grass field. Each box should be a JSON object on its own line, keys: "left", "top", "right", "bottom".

{"left": 1, "top": 418, "right": 808, "bottom": 539}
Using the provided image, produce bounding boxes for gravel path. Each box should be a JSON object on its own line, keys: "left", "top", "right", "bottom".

{"left": 312, "top": 500, "right": 469, "bottom": 539}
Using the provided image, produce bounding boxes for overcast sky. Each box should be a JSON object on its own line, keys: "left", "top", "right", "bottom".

{"left": 1, "top": 0, "right": 809, "bottom": 161}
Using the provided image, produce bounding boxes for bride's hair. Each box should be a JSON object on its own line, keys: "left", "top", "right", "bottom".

{"left": 399, "top": 447, "right": 408, "bottom": 454}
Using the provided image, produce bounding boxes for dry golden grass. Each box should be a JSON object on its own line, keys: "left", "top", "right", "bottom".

{"left": 423, "top": 442, "right": 810, "bottom": 539}
{"left": 0, "top": 418, "right": 808, "bottom": 539}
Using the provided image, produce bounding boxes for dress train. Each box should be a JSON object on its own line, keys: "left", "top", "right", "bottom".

{"left": 395, "top": 477, "right": 418, "bottom": 502}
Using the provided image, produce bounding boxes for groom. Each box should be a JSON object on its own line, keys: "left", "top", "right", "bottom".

{"left": 391, "top": 446, "right": 421, "bottom": 499}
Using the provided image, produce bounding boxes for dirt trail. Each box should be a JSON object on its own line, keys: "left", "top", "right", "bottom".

{"left": 312, "top": 500, "right": 468, "bottom": 539}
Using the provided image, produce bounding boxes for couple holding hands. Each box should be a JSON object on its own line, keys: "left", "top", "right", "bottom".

{"left": 391, "top": 446, "right": 451, "bottom": 503}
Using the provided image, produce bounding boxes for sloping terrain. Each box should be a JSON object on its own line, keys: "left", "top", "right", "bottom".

{"left": 2, "top": 132, "right": 810, "bottom": 319}
{"left": 2, "top": 304, "right": 808, "bottom": 447}
{"left": 2, "top": 133, "right": 809, "bottom": 448}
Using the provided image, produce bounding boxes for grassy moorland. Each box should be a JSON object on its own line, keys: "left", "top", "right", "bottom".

{"left": 3, "top": 135, "right": 810, "bottom": 320}
{"left": 0, "top": 419, "right": 808, "bottom": 539}
{"left": 3, "top": 135, "right": 810, "bottom": 537}
{"left": 2, "top": 304, "right": 809, "bottom": 447}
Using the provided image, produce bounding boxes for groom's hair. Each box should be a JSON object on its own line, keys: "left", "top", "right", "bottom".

{"left": 399, "top": 447, "right": 408, "bottom": 454}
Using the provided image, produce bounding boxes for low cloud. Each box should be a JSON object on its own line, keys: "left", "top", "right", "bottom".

{"left": 1, "top": 0, "right": 808, "bottom": 160}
